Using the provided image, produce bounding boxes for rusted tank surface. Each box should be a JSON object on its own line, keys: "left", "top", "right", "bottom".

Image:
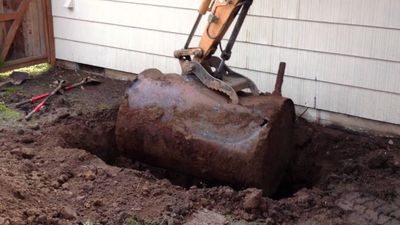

{"left": 115, "top": 69, "right": 295, "bottom": 195}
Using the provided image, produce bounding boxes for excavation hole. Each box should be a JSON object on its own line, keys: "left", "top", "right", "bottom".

{"left": 53, "top": 108, "right": 321, "bottom": 198}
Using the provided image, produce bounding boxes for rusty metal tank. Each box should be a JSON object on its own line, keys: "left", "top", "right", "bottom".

{"left": 115, "top": 69, "right": 295, "bottom": 196}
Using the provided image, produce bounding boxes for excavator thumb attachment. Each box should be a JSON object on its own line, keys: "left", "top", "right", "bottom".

{"left": 115, "top": 69, "right": 295, "bottom": 195}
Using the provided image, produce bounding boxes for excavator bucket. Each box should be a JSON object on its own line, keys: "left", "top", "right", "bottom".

{"left": 115, "top": 69, "right": 295, "bottom": 195}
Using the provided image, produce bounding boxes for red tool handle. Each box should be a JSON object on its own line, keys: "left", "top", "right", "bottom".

{"left": 32, "top": 100, "right": 45, "bottom": 112}
{"left": 64, "top": 84, "right": 74, "bottom": 91}
{"left": 15, "top": 84, "right": 74, "bottom": 107}
{"left": 15, "top": 93, "right": 49, "bottom": 107}
{"left": 25, "top": 100, "right": 45, "bottom": 120}
{"left": 31, "top": 93, "right": 49, "bottom": 101}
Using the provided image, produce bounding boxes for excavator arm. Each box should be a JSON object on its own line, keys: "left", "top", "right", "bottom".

{"left": 174, "top": 0, "right": 259, "bottom": 104}
{"left": 198, "top": 0, "right": 251, "bottom": 62}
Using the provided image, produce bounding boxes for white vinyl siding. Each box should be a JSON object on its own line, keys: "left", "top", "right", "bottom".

{"left": 52, "top": 0, "right": 400, "bottom": 125}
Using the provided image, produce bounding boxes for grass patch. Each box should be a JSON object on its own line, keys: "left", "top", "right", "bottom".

{"left": 0, "top": 102, "right": 21, "bottom": 121}
{"left": 2, "top": 86, "right": 22, "bottom": 95}
{"left": 0, "top": 63, "right": 51, "bottom": 78}
{"left": 0, "top": 86, "right": 23, "bottom": 100}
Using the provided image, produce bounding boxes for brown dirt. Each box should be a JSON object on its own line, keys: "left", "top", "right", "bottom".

{"left": 0, "top": 67, "right": 399, "bottom": 225}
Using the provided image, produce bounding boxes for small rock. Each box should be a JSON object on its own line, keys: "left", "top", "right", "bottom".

{"left": 76, "top": 195, "right": 85, "bottom": 201}
{"left": 28, "top": 123, "right": 40, "bottom": 130}
{"left": 59, "top": 206, "right": 77, "bottom": 220}
{"left": 184, "top": 210, "right": 227, "bottom": 225}
{"left": 93, "top": 199, "right": 104, "bottom": 207}
{"left": 36, "top": 215, "right": 47, "bottom": 224}
{"left": 20, "top": 148, "right": 35, "bottom": 159}
{"left": 243, "top": 188, "right": 263, "bottom": 211}
{"left": 388, "top": 139, "right": 394, "bottom": 145}
{"left": 84, "top": 202, "right": 91, "bottom": 208}
{"left": 61, "top": 183, "right": 70, "bottom": 190}
{"left": 55, "top": 108, "right": 70, "bottom": 120}
{"left": 81, "top": 170, "right": 96, "bottom": 181}
{"left": 57, "top": 174, "right": 69, "bottom": 184}
{"left": 16, "top": 129, "right": 25, "bottom": 135}
{"left": 83, "top": 183, "right": 94, "bottom": 192}
{"left": 51, "top": 181, "right": 61, "bottom": 189}
{"left": 219, "top": 186, "right": 235, "bottom": 198}
{"left": 21, "top": 137, "right": 35, "bottom": 144}
{"left": 142, "top": 184, "right": 149, "bottom": 191}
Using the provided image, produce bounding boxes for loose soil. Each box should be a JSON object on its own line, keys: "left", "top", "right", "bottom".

{"left": 0, "top": 67, "right": 399, "bottom": 225}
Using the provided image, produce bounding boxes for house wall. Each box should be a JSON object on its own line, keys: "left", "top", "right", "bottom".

{"left": 52, "top": 0, "right": 400, "bottom": 127}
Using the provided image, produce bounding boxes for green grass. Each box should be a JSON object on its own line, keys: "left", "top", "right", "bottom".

{"left": 2, "top": 86, "right": 22, "bottom": 95}
{"left": 0, "top": 102, "right": 21, "bottom": 121}
{"left": 0, "top": 63, "right": 51, "bottom": 78}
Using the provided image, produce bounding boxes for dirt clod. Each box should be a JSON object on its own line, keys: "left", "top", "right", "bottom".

{"left": 59, "top": 206, "right": 77, "bottom": 220}
{"left": 28, "top": 123, "right": 40, "bottom": 130}
{"left": 20, "top": 136, "right": 35, "bottom": 144}
{"left": 242, "top": 188, "right": 263, "bottom": 211}
{"left": 21, "top": 147, "right": 35, "bottom": 159}
{"left": 80, "top": 169, "right": 96, "bottom": 181}
{"left": 11, "top": 147, "right": 35, "bottom": 159}
{"left": 185, "top": 210, "right": 227, "bottom": 225}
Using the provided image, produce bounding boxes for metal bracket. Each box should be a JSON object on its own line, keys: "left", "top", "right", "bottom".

{"left": 179, "top": 56, "right": 259, "bottom": 104}
{"left": 181, "top": 60, "right": 239, "bottom": 104}
{"left": 64, "top": 0, "right": 75, "bottom": 9}
{"left": 174, "top": 48, "right": 203, "bottom": 59}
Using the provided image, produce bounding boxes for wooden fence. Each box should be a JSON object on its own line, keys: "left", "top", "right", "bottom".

{"left": 0, "top": 0, "right": 54, "bottom": 72}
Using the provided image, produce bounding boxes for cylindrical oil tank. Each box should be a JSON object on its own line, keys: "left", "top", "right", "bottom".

{"left": 115, "top": 69, "right": 295, "bottom": 196}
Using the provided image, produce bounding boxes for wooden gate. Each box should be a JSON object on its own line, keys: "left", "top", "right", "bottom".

{"left": 0, "top": 0, "right": 54, "bottom": 72}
